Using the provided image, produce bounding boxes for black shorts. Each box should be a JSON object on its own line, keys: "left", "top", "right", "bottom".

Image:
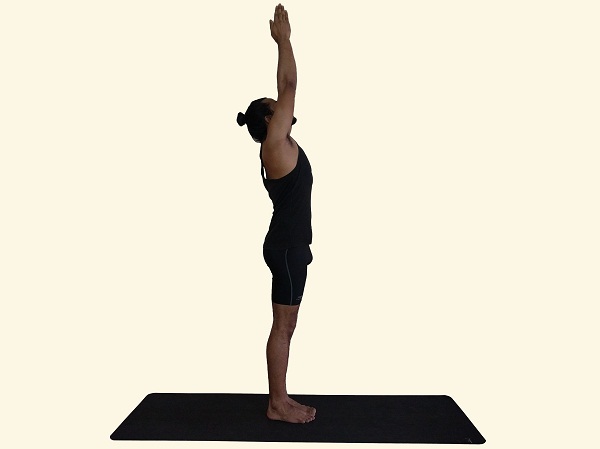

{"left": 263, "top": 245, "right": 313, "bottom": 306}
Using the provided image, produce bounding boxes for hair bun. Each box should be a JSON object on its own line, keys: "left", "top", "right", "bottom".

{"left": 236, "top": 112, "right": 246, "bottom": 126}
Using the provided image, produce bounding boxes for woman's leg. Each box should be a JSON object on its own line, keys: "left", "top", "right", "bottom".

{"left": 263, "top": 246, "right": 315, "bottom": 423}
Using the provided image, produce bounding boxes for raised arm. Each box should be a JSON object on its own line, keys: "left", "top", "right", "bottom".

{"left": 266, "top": 4, "right": 296, "bottom": 144}
{"left": 270, "top": 4, "right": 297, "bottom": 90}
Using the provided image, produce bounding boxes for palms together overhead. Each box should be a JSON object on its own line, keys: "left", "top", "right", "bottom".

{"left": 269, "top": 3, "right": 291, "bottom": 43}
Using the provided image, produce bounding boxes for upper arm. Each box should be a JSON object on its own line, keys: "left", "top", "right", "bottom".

{"left": 265, "top": 83, "right": 296, "bottom": 144}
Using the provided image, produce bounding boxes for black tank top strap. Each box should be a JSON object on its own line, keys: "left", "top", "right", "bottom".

{"left": 259, "top": 146, "right": 266, "bottom": 180}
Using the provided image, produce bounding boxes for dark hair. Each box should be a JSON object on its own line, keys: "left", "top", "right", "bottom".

{"left": 236, "top": 98, "right": 272, "bottom": 143}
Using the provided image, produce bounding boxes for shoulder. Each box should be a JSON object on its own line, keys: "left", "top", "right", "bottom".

{"left": 262, "top": 135, "right": 298, "bottom": 161}
{"left": 261, "top": 137, "right": 299, "bottom": 179}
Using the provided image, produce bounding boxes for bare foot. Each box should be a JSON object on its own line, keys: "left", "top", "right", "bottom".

{"left": 267, "top": 399, "right": 316, "bottom": 423}
{"left": 287, "top": 397, "right": 316, "bottom": 418}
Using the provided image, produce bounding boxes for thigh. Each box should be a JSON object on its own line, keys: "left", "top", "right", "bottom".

{"left": 263, "top": 245, "right": 311, "bottom": 306}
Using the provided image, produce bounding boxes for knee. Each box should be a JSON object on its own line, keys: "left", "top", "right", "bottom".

{"left": 273, "top": 316, "right": 298, "bottom": 339}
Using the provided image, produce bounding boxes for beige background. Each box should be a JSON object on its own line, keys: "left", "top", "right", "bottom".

{"left": 1, "top": 1, "right": 598, "bottom": 448}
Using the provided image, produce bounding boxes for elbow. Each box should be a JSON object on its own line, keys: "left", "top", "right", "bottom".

{"left": 279, "top": 79, "right": 297, "bottom": 92}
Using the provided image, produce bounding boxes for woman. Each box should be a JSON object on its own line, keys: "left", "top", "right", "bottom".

{"left": 236, "top": 4, "right": 316, "bottom": 424}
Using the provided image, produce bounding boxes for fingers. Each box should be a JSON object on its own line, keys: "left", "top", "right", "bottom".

{"left": 273, "top": 3, "right": 288, "bottom": 22}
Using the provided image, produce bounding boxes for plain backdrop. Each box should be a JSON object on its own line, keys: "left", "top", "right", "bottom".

{"left": 1, "top": 1, "right": 598, "bottom": 448}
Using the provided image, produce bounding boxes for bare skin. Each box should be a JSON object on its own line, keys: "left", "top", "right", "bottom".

{"left": 260, "top": 124, "right": 298, "bottom": 180}
{"left": 266, "top": 304, "right": 316, "bottom": 423}
{"left": 262, "top": 4, "right": 316, "bottom": 424}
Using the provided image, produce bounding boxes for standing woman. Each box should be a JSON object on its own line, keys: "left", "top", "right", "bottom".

{"left": 236, "top": 4, "right": 316, "bottom": 424}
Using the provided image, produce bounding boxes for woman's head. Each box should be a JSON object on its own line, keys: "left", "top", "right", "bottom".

{"left": 237, "top": 98, "right": 272, "bottom": 143}
{"left": 237, "top": 97, "right": 297, "bottom": 143}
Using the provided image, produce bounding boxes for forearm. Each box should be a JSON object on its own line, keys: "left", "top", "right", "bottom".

{"left": 277, "top": 39, "right": 297, "bottom": 90}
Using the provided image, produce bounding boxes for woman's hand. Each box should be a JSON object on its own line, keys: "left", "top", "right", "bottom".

{"left": 269, "top": 4, "right": 291, "bottom": 44}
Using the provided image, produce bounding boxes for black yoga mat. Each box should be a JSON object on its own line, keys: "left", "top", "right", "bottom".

{"left": 111, "top": 393, "right": 485, "bottom": 444}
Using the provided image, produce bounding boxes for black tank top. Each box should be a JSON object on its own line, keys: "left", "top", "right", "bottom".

{"left": 260, "top": 143, "right": 313, "bottom": 249}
